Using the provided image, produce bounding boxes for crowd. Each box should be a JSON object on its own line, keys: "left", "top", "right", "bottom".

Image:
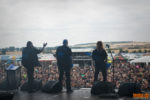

{"left": 0, "top": 61, "right": 149, "bottom": 90}
{"left": 0, "top": 67, "right": 5, "bottom": 82}
{"left": 0, "top": 62, "right": 7, "bottom": 82}
{"left": 20, "top": 62, "right": 150, "bottom": 90}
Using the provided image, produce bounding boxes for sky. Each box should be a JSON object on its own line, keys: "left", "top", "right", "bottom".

{"left": 0, "top": 0, "right": 150, "bottom": 48}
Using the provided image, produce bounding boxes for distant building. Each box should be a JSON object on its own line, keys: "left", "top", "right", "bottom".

{"left": 72, "top": 48, "right": 94, "bottom": 67}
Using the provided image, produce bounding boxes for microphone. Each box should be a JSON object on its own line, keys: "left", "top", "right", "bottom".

{"left": 106, "top": 44, "right": 110, "bottom": 48}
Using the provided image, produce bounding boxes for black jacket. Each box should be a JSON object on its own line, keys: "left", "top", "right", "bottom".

{"left": 56, "top": 45, "right": 72, "bottom": 67}
{"left": 22, "top": 47, "right": 41, "bottom": 68}
{"left": 92, "top": 49, "right": 107, "bottom": 66}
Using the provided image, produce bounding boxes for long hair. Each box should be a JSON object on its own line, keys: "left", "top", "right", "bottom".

{"left": 26, "top": 41, "right": 33, "bottom": 48}
{"left": 96, "top": 41, "right": 104, "bottom": 51}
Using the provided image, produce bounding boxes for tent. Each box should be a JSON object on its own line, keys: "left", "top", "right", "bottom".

{"left": 39, "top": 54, "right": 56, "bottom": 67}
{"left": 130, "top": 56, "right": 150, "bottom": 65}
{"left": 114, "top": 54, "right": 128, "bottom": 61}
{"left": 39, "top": 54, "right": 56, "bottom": 62}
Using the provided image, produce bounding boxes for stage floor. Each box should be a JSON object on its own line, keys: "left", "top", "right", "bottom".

{"left": 13, "top": 88, "right": 134, "bottom": 100}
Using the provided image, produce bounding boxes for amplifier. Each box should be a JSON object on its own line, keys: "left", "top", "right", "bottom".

{"left": 6, "top": 65, "right": 21, "bottom": 90}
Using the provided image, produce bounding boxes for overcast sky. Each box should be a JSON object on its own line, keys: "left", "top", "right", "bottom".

{"left": 0, "top": 0, "right": 150, "bottom": 48}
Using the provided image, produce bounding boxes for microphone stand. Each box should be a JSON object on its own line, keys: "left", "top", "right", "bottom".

{"left": 106, "top": 45, "right": 115, "bottom": 83}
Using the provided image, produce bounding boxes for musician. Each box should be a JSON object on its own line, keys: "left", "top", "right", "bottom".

{"left": 56, "top": 39, "right": 73, "bottom": 93}
{"left": 22, "top": 41, "right": 47, "bottom": 92}
{"left": 92, "top": 41, "right": 108, "bottom": 82}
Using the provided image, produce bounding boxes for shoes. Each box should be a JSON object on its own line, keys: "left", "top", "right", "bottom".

{"left": 67, "top": 89, "right": 73, "bottom": 93}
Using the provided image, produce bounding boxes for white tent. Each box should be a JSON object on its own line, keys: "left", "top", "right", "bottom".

{"left": 39, "top": 54, "right": 56, "bottom": 61}
{"left": 130, "top": 56, "right": 150, "bottom": 65}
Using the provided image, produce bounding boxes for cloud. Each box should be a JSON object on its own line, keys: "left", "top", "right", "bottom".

{"left": 0, "top": 0, "right": 150, "bottom": 47}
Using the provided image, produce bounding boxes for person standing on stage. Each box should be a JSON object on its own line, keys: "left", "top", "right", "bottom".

{"left": 92, "top": 41, "right": 108, "bottom": 82}
{"left": 22, "top": 41, "right": 47, "bottom": 92}
{"left": 56, "top": 39, "right": 73, "bottom": 93}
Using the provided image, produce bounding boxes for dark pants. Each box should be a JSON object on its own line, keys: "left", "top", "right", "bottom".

{"left": 26, "top": 66, "right": 34, "bottom": 91}
{"left": 94, "top": 64, "right": 107, "bottom": 82}
{"left": 58, "top": 66, "right": 71, "bottom": 91}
